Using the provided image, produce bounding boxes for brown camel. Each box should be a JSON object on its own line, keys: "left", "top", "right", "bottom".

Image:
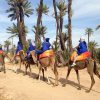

{"left": 0, "top": 51, "right": 11, "bottom": 73}
{"left": 37, "top": 54, "right": 59, "bottom": 86}
{"left": 24, "top": 54, "right": 36, "bottom": 76}
{"left": 12, "top": 50, "right": 25, "bottom": 73}
{"left": 66, "top": 59, "right": 100, "bottom": 92}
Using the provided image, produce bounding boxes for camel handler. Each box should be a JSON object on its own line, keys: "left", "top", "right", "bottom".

{"left": 71, "top": 37, "right": 88, "bottom": 67}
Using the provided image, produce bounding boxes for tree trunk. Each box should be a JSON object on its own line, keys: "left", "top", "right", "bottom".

{"left": 7, "top": 46, "right": 9, "bottom": 53}
{"left": 68, "top": 0, "right": 72, "bottom": 53}
{"left": 19, "top": 2, "right": 26, "bottom": 50}
{"left": 36, "top": 0, "right": 43, "bottom": 48}
{"left": 15, "top": 1, "right": 26, "bottom": 50}
{"left": 53, "top": 0, "right": 66, "bottom": 52}
{"left": 16, "top": 5, "right": 22, "bottom": 44}
{"left": 88, "top": 33, "right": 89, "bottom": 49}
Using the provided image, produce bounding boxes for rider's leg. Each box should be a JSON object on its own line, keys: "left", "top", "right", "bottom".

{"left": 30, "top": 51, "right": 37, "bottom": 63}
{"left": 71, "top": 54, "right": 78, "bottom": 67}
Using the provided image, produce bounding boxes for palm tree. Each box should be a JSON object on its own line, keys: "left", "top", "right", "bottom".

{"left": 85, "top": 28, "right": 93, "bottom": 48}
{"left": 7, "top": 23, "right": 28, "bottom": 39}
{"left": 96, "top": 25, "right": 100, "bottom": 30}
{"left": 53, "top": 0, "right": 66, "bottom": 52}
{"left": 4, "top": 40, "right": 11, "bottom": 53}
{"left": 7, "top": 23, "right": 28, "bottom": 52}
{"left": 68, "top": 0, "right": 73, "bottom": 54}
{"left": 88, "top": 41, "right": 98, "bottom": 59}
{"left": 57, "top": 1, "right": 67, "bottom": 32}
{"left": 96, "top": 48, "right": 100, "bottom": 64}
{"left": 35, "top": 0, "right": 49, "bottom": 48}
{"left": 32, "top": 25, "right": 47, "bottom": 48}
{"left": 6, "top": 0, "right": 33, "bottom": 49}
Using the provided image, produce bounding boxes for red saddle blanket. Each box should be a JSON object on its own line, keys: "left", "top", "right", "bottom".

{"left": 71, "top": 51, "right": 91, "bottom": 61}
{"left": 0, "top": 50, "right": 3, "bottom": 55}
{"left": 39, "top": 50, "right": 54, "bottom": 59}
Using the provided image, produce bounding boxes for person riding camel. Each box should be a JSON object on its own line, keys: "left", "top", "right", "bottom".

{"left": 71, "top": 37, "right": 88, "bottom": 67}
{"left": 0, "top": 44, "right": 11, "bottom": 62}
{"left": 25, "top": 40, "right": 37, "bottom": 63}
{"left": 11, "top": 41, "right": 23, "bottom": 62}
{"left": 35, "top": 38, "right": 51, "bottom": 59}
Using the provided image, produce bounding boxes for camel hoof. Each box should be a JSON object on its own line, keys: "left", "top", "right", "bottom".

{"left": 29, "top": 74, "right": 32, "bottom": 78}
{"left": 62, "top": 83, "right": 66, "bottom": 87}
{"left": 43, "top": 77, "right": 46, "bottom": 81}
{"left": 36, "top": 76, "right": 39, "bottom": 80}
{"left": 86, "top": 90, "right": 90, "bottom": 93}
{"left": 53, "top": 83, "right": 58, "bottom": 87}
{"left": 23, "top": 72, "right": 27, "bottom": 76}
{"left": 77, "top": 87, "right": 81, "bottom": 90}
{"left": 4, "top": 71, "right": 6, "bottom": 74}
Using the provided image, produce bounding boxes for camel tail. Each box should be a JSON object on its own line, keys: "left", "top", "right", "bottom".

{"left": 93, "top": 60, "right": 100, "bottom": 79}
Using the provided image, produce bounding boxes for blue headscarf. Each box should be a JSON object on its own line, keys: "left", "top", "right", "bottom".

{"left": 0, "top": 44, "right": 2, "bottom": 50}
{"left": 16, "top": 41, "right": 22, "bottom": 54}
{"left": 45, "top": 38, "right": 50, "bottom": 42}
{"left": 0, "top": 48, "right": 2, "bottom": 50}
{"left": 26, "top": 42, "right": 36, "bottom": 55}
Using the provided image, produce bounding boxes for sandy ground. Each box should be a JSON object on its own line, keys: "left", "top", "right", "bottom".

{"left": 0, "top": 61, "right": 100, "bottom": 100}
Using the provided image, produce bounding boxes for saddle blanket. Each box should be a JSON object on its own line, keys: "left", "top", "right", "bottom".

{"left": 39, "top": 50, "right": 54, "bottom": 59}
{"left": 71, "top": 51, "right": 91, "bottom": 61}
{"left": 0, "top": 50, "right": 3, "bottom": 54}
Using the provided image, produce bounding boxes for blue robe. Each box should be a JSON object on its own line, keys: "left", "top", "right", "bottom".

{"left": 26, "top": 42, "right": 36, "bottom": 55}
{"left": 15, "top": 42, "right": 22, "bottom": 54}
{"left": 77, "top": 41, "right": 87, "bottom": 55}
{"left": 35, "top": 41, "right": 51, "bottom": 55}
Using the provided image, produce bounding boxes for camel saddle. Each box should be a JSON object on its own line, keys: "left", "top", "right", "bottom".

{"left": 71, "top": 51, "right": 91, "bottom": 61}
{"left": 39, "top": 50, "right": 54, "bottom": 59}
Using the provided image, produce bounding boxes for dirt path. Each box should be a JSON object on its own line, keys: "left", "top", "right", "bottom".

{"left": 0, "top": 63, "right": 100, "bottom": 100}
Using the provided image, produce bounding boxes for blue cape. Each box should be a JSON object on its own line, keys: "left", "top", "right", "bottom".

{"left": 16, "top": 42, "right": 22, "bottom": 54}
{"left": 26, "top": 42, "right": 36, "bottom": 55}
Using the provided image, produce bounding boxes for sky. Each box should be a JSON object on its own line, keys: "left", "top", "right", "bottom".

{"left": 0, "top": 0, "right": 100, "bottom": 47}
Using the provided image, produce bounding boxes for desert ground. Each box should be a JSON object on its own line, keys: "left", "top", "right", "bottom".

{"left": 0, "top": 61, "right": 100, "bottom": 100}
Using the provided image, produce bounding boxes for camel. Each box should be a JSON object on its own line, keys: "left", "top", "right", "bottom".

{"left": 66, "top": 58, "right": 100, "bottom": 92}
{"left": 0, "top": 51, "right": 11, "bottom": 73}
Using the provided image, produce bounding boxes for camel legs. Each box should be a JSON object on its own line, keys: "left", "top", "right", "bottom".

{"left": 28, "top": 64, "right": 32, "bottom": 76}
{"left": 75, "top": 70, "right": 81, "bottom": 90}
{"left": 66, "top": 67, "right": 72, "bottom": 80}
{"left": 37, "top": 64, "right": 42, "bottom": 80}
{"left": 87, "top": 63, "right": 95, "bottom": 92}
{"left": 51, "top": 64, "right": 58, "bottom": 86}
{"left": 42, "top": 68, "right": 45, "bottom": 81}
{"left": 3, "top": 63, "right": 6, "bottom": 73}
{"left": 19, "top": 60, "right": 21, "bottom": 70}
{"left": 25, "top": 63, "right": 28, "bottom": 75}
{"left": 87, "top": 74, "right": 95, "bottom": 92}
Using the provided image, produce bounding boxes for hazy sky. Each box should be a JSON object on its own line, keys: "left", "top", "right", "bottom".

{"left": 0, "top": 0, "right": 100, "bottom": 47}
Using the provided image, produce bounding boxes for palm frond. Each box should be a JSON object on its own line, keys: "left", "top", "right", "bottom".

{"left": 96, "top": 25, "right": 100, "bottom": 30}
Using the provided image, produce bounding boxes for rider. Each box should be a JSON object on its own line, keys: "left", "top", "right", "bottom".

{"left": 71, "top": 37, "right": 88, "bottom": 67}
{"left": 11, "top": 41, "right": 23, "bottom": 61}
{"left": 0, "top": 44, "right": 2, "bottom": 50}
{"left": 26, "top": 40, "right": 37, "bottom": 62}
{"left": 35, "top": 38, "right": 51, "bottom": 59}
{"left": 0, "top": 44, "right": 11, "bottom": 62}
{"left": 0, "top": 44, "right": 3, "bottom": 54}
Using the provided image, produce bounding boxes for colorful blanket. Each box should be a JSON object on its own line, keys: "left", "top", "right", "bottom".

{"left": 0, "top": 50, "right": 3, "bottom": 55}
{"left": 39, "top": 50, "right": 54, "bottom": 59}
{"left": 71, "top": 51, "right": 91, "bottom": 61}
